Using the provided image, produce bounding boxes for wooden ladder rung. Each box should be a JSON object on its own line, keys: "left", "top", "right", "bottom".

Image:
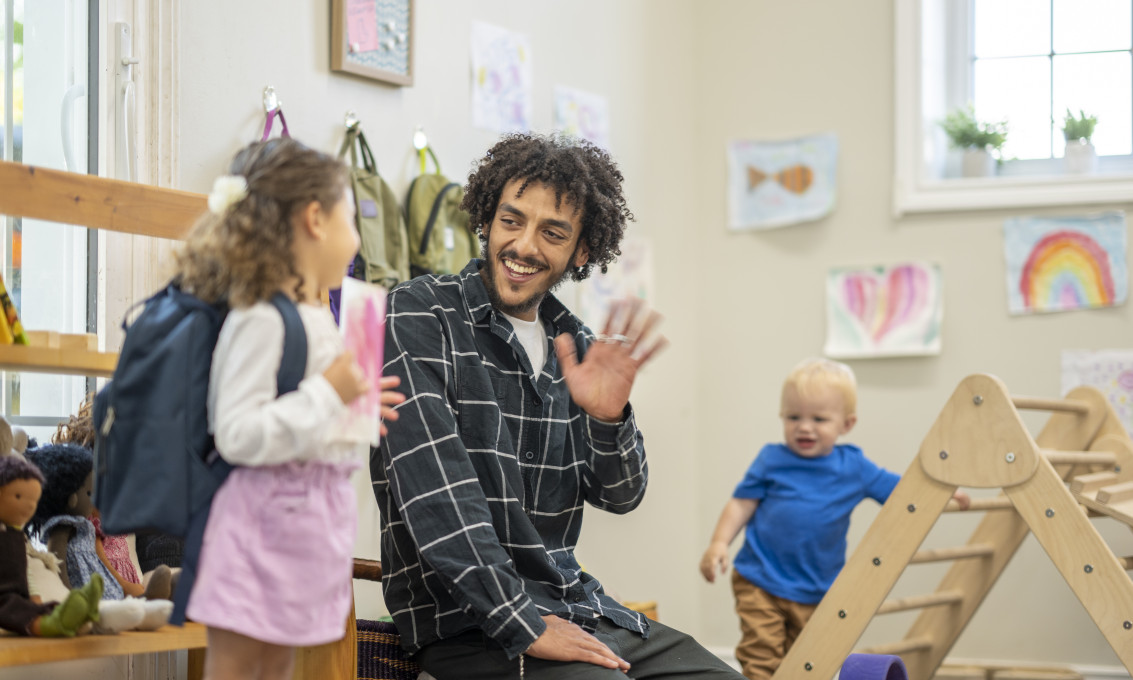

{"left": 1011, "top": 396, "right": 1092, "bottom": 414}
{"left": 945, "top": 497, "right": 1014, "bottom": 512}
{"left": 1120, "top": 556, "right": 1133, "bottom": 570}
{"left": 1070, "top": 471, "right": 1119, "bottom": 494}
{"left": 910, "top": 543, "right": 996, "bottom": 564}
{"left": 877, "top": 590, "right": 964, "bottom": 615}
{"left": 859, "top": 636, "right": 935, "bottom": 656}
{"left": 1096, "top": 482, "right": 1133, "bottom": 504}
{"left": 1043, "top": 449, "right": 1116, "bottom": 466}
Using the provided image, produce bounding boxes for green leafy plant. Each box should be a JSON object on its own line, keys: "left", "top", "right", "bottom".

{"left": 1063, "top": 109, "right": 1097, "bottom": 143}
{"left": 939, "top": 105, "right": 1008, "bottom": 154}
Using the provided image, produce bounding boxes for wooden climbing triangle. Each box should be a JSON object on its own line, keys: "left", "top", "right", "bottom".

{"left": 775, "top": 374, "right": 1133, "bottom": 680}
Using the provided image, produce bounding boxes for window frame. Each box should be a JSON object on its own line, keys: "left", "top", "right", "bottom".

{"left": 893, "top": 0, "right": 1133, "bottom": 216}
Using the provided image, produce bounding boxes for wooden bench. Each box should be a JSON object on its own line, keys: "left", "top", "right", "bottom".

{"left": 0, "top": 159, "right": 386, "bottom": 680}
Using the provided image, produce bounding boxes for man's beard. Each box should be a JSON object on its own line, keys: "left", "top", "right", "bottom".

{"left": 480, "top": 244, "right": 575, "bottom": 318}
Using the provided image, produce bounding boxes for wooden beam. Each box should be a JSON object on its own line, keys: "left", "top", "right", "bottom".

{"left": 0, "top": 161, "right": 206, "bottom": 240}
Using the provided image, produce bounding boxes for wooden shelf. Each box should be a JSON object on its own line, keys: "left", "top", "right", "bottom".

{"left": 0, "top": 160, "right": 206, "bottom": 239}
{"left": 0, "top": 344, "right": 117, "bottom": 378}
{"left": 0, "top": 622, "right": 206, "bottom": 667}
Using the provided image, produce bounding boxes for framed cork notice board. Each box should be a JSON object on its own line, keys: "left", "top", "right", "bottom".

{"left": 331, "top": 0, "right": 414, "bottom": 86}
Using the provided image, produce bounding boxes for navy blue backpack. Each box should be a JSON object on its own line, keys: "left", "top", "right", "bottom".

{"left": 92, "top": 282, "right": 307, "bottom": 623}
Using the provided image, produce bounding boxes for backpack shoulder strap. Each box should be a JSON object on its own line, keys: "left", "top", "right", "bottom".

{"left": 269, "top": 292, "right": 308, "bottom": 395}
{"left": 419, "top": 182, "right": 462, "bottom": 256}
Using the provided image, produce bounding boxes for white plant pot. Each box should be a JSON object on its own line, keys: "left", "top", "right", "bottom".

{"left": 961, "top": 148, "right": 996, "bottom": 177}
{"left": 1064, "top": 139, "right": 1098, "bottom": 174}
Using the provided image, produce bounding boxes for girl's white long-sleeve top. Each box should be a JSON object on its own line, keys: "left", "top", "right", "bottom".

{"left": 207, "top": 301, "right": 364, "bottom": 466}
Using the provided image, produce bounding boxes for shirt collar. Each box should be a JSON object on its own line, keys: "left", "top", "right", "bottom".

{"left": 461, "top": 259, "right": 582, "bottom": 336}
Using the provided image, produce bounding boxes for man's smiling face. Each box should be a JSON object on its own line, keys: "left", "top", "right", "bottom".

{"left": 481, "top": 178, "right": 589, "bottom": 321}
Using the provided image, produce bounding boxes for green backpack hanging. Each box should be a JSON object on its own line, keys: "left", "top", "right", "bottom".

{"left": 405, "top": 148, "right": 479, "bottom": 277}
{"left": 338, "top": 125, "right": 411, "bottom": 288}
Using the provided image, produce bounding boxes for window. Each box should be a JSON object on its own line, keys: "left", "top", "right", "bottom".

{"left": 894, "top": 0, "right": 1133, "bottom": 214}
{"left": 0, "top": 0, "right": 98, "bottom": 442}
{"left": 973, "top": 0, "right": 1131, "bottom": 169}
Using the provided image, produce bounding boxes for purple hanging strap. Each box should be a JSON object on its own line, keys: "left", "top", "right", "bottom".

{"left": 262, "top": 108, "right": 291, "bottom": 141}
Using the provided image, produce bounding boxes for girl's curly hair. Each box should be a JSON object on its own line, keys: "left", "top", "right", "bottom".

{"left": 173, "top": 137, "right": 350, "bottom": 307}
{"left": 25, "top": 443, "right": 92, "bottom": 537}
{"left": 461, "top": 133, "right": 634, "bottom": 281}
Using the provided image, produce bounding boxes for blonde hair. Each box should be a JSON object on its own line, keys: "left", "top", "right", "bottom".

{"left": 781, "top": 358, "right": 857, "bottom": 417}
{"left": 173, "top": 138, "right": 349, "bottom": 307}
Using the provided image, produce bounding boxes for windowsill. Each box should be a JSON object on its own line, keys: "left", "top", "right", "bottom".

{"left": 893, "top": 170, "right": 1133, "bottom": 216}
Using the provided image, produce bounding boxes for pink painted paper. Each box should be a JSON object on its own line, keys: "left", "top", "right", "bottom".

{"left": 340, "top": 277, "right": 387, "bottom": 445}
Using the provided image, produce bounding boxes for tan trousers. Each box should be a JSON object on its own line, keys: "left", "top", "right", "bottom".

{"left": 731, "top": 570, "right": 817, "bottom": 680}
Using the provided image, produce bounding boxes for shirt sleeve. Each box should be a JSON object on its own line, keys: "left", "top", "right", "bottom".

{"left": 376, "top": 286, "right": 546, "bottom": 658}
{"left": 576, "top": 335, "right": 648, "bottom": 512}
{"left": 859, "top": 452, "right": 902, "bottom": 504}
{"left": 733, "top": 445, "right": 773, "bottom": 500}
{"left": 211, "top": 304, "right": 347, "bottom": 467}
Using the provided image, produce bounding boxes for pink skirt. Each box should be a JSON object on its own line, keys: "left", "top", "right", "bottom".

{"left": 186, "top": 461, "right": 359, "bottom": 646}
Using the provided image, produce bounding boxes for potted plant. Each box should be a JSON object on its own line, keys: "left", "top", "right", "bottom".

{"left": 1063, "top": 109, "right": 1098, "bottom": 174}
{"left": 940, "top": 105, "right": 1008, "bottom": 177}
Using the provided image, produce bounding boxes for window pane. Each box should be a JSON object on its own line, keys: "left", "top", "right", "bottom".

{"left": 1053, "top": 52, "right": 1133, "bottom": 155}
{"left": 975, "top": 56, "right": 1052, "bottom": 159}
{"left": 4, "top": 0, "right": 91, "bottom": 422}
{"left": 1053, "top": 0, "right": 1131, "bottom": 53}
{"left": 975, "top": 0, "right": 1051, "bottom": 58}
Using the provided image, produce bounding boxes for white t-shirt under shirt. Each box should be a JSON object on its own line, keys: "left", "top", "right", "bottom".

{"left": 501, "top": 311, "right": 546, "bottom": 377}
{"left": 207, "top": 300, "right": 366, "bottom": 466}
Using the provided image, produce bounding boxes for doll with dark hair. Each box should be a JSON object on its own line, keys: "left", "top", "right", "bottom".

{"left": 0, "top": 454, "right": 102, "bottom": 636}
{"left": 25, "top": 443, "right": 171, "bottom": 603}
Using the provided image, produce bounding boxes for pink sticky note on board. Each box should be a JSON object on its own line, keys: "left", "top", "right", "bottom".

{"left": 346, "top": 0, "right": 380, "bottom": 53}
{"left": 340, "top": 277, "right": 387, "bottom": 445}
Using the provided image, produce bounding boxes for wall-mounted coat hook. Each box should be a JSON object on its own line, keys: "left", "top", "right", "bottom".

{"left": 263, "top": 86, "right": 280, "bottom": 113}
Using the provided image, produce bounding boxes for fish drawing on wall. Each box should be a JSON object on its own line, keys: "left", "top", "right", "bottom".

{"left": 747, "top": 164, "right": 814, "bottom": 194}
{"left": 728, "top": 133, "right": 837, "bottom": 230}
{"left": 824, "top": 261, "right": 943, "bottom": 359}
{"left": 1004, "top": 212, "right": 1128, "bottom": 315}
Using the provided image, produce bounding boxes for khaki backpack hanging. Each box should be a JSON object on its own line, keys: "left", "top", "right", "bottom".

{"left": 405, "top": 146, "right": 479, "bottom": 277}
{"left": 338, "top": 124, "right": 411, "bottom": 288}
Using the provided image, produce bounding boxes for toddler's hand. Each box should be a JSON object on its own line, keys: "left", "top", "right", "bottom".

{"left": 699, "top": 543, "right": 729, "bottom": 584}
{"left": 377, "top": 375, "right": 406, "bottom": 436}
{"left": 952, "top": 489, "right": 971, "bottom": 511}
{"left": 324, "top": 351, "right": 370, "bottom": 405}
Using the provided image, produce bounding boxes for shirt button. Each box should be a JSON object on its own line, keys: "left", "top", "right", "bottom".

{"left": 525, "top": 451, "right": 535, "bottom": 460}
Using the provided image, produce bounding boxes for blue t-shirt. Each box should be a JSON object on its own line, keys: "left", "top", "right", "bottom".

{"left": 732, "top": 443, "right": 900, "bottom": 605}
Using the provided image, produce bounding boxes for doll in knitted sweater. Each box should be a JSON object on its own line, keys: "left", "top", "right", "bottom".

{"left": 0, "top": 454, "right": 102, "bottom": 636}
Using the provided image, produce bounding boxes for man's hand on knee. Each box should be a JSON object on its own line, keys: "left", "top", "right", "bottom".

{"left": 525, "top": 615, "right": 630, "bottom": 671}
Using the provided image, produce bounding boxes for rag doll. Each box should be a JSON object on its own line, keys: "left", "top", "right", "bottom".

{"left": 0, "top": 454, "right": 101, "bottom": 636}
{"left": 25, "top": 443, "right": 172, "bottom": 612}
{"left": 25, "top": 540, "right": 170, "bottom": 633}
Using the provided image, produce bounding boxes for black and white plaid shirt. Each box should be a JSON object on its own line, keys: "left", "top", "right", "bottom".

{"left": 371, "top": 260, "right": 650, "bottom": 659}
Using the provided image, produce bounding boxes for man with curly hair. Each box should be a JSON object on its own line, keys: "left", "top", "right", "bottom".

{"left": 372, "top": 133, "right": 743, "bottom": 679}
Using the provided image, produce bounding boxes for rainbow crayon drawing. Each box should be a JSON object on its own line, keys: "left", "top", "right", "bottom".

{"left": 1004, "top": 213, "right": 1127, "bottom": 315}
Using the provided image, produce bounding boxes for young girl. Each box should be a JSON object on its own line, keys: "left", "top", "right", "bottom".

{"left": 175, "top": 138, "right": 404, "bottom": 680}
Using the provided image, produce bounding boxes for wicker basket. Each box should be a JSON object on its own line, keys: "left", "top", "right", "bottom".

{"left": 356, "top": 619, "right": 421, "bottom": 680}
